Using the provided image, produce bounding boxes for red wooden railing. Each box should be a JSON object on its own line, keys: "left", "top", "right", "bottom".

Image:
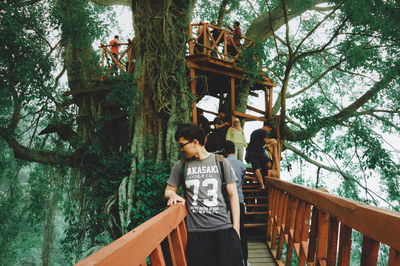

{"left": 188, "top": 22, "right": 254, "bottom": 63}
{"left": 100, "top": 39, "right": 135, "bottom": 74}
{"left": 75, "top": 204, "right": 187, "bottom": 266}
{"left": 265, "top": 177, "right": 400, "bottom": 266}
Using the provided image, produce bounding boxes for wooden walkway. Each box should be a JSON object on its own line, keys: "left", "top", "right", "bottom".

{"left": 247, "top": 233, "right": 277, "bottom": 266}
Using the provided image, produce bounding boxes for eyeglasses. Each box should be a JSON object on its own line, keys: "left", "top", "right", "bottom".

{"left": 179, "top": 140, "right": 193, "bottom": 148}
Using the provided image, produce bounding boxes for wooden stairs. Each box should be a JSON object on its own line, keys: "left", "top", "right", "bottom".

{"left": 243, "top": 168, "right": 268, "bottom": 229}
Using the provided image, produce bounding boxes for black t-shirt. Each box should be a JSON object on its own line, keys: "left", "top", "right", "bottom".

{"left": 198, "top": 115, "right": 211, "bottom": 134}
{"left": 247, "top": 128, "right": 272, "bottom": 153}
{"left": 213, "top": 117, "right": 228, "bottom": 140}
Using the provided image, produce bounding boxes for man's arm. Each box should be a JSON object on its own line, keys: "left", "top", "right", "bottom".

{"left": 164, "top": 184, "right": 185, "bottom": 206}
{"left": 226, "top": 182, "right": 240, "bottom": 237}
{"left": 264, "top": 137, "right": 277, "bottom": 146}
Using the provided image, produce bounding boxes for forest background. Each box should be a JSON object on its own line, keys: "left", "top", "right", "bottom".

{"left": 0, "top": 0, "right": 399, "bottom": 265}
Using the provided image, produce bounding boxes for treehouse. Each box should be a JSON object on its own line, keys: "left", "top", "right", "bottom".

{"left": 72, "top": 23, "right": 400, "bottom": 266}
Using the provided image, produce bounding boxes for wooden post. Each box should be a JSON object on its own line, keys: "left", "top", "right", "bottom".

{"left": 327, "top": 216, "right": 339, "bottom": 265}
{"left": 360, "top": 236, "right": 379, "bottom": 266}
{"left": 230, "top": 77, "right": 235, "bottom": 118}
{"left": 188, "top": 24, "right": 194, "bottom": 56}
{"left": 316, "top": 211, "right": 329, "bottom": 265}
{"left": 337, "top": 223, "right": 352, "bottom": 266}
{"left": 150, "top": 245, "right": 166, "bottom": 266}
{"left": 190, "top": 69, "right": 197, "bottom": 124}
{"left": 265, "top": 85, "right": 269, "bottom": 119}
{"left": 268, "top": 86, "right": 273, "bottom": 119}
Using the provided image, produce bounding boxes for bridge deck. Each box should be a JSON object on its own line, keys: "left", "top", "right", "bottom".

{"left": 248, "top": 233, "right": 277, "bottom": 266}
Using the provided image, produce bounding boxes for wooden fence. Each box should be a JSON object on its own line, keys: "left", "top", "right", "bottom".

{"left": 188, "top": 22, "right": 253, "bottom": 62}
{"left": 265, "top": 177, "right": 400, "bottom": 266}
{"left": 75, "top": 204, "right": 187, "bottom": 266}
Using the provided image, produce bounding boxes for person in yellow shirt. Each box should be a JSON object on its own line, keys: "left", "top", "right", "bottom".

{"left": 226, "top": 117, "right": 247, "bottom": 161}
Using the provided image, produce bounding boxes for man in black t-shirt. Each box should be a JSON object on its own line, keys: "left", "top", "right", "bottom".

{"left": 197, "top": 109, "right": 211, "bottom": 134}
{"left": 245, "top": 122, "right": 277, "bottom": 189}
{"left": 213, "top": 111, "right": 230, "bottom": 145}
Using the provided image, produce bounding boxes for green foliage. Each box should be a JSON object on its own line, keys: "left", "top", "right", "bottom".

{"left": 106, "top": 73, "right": 137, "bottom": 113}
{"left": 129, "top": 159, "right": 170, "bottom": 230}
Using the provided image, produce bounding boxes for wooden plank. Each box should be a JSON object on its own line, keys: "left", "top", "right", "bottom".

{"left": 75, "top": 205, "right": 186, "bottom": 266}
{"left": 316, "top": 211, "right": 329, "bottom": 263}
{"left": 360, "top": 236, "right": 379, "bottom": 266}
{"left": 264, "top": 178, "right": 400, "bottom": 250}
{"left": 230, "top": 77, "right": 236, "bottom": 115}
{"left": 187, "top": 61, "right": 276, "bottom": 86}
{"left": 337, "top": 223, "right": 352, "bottom": 266}
{"left": 169, "top": 227, "right": 187, "bottom": 266}
{"left": 232, "top": 110, "right": 265, "bottom": 121}
{"left": 190, "top": 69, "right": 197, "bottom": 124}
{"left": 285, "top": 197, "right": 299, "bottom": 265}
{"left": 294, "top": 201, "right": 306, "bottom": 265}
{"left": 178, "top": 221, "right": 187, "bottom": 249}
{"left": 276, "top": 193, "right": 289, "bottom": 260}
{"left": 299, "top": 202, "right": 312, "bottom": 265}
{"left": 247, "top": 105, "right": 265, "bottom": 115}
{"left": 307, "top": 207, "right": 319, "bottom": 264}
{"left": 327, "top": 216, "right": 339, "bottom": 266}
{"left": 388, "top": 248, "right": 400, "bottom": 266}
{"left": 150, "top": 245, "right": 166, "bottom": 266}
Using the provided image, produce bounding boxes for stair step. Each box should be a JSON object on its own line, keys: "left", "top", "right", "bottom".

{"left": 245, "top": 204, "right": 267, "bottom": 207}
{"left": 243, "top": 185, "right": 260, "bottom": 189}
{"left": 245, "top": 211, "right": 268, "bottom": 215}
{"left": 244, "top": 196, "right": 268, "bottom": 199}
{"left": 244, "top": 223, "right": 267, "bottom": 228}
{"left": 243, "top": 189, "right": 266, "bottom": 193}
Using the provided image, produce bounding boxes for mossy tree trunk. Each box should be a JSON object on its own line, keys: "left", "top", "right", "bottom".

{"left": 117, "top": 0, "right": 195, "bottom": 234}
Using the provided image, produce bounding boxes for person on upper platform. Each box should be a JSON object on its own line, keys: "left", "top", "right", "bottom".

{"left": 223, "top": 21, "right": 242, "bottom": 56}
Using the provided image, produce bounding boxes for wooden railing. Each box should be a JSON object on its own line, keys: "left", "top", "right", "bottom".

{"left": 75, "top": 204, "right": 187, "bottom": 266}
{"left": 100, "top": 39, "right": 135, "bottom": 74}
{"left": 265, "top": 177, "right": 400, "bottom": 265}
{"left": 188, "top": 22, "right": 253, "bottom": 63}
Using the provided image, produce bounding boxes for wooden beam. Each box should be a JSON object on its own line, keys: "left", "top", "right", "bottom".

{"left": 187, "top": 61, "right": 276, "bottom": 87}
{"left": 190, "top": 69, "right": 197, "bottom": 124}
{"left": 230, "top": 77, "right": 235, "bottom": 117}
{"left": 232, "top": 110, "right": 265, "bottom": 121}
{"left": 246, "top": 105, "right": 265, "bottom": 115}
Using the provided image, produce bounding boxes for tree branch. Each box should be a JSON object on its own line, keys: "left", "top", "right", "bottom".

{"left": 284, "top": 141, "right": 397, "bottom": 208}
{"left": 39, "top": 123, "right": 80, "bottom": 149}
{"left": 287, "top": 58, "right": 344, "bottom": 98}
{"left": 286, "top": 69, "right": 398, "bottom": 141}
{"left": 90, "top": 0, "right": 131, "bottom": 7}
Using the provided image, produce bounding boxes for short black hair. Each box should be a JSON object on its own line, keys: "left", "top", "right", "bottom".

{"left": 234, "top": 21, "right": 240, "bottom": 27}
{"left": 263, "top": 121, "right": 271, "bottom": 127}
{"left": 114, "top": 35, "right": 119, "bottom": 39}
{"left": 223, "top": 140, "right": 235, "bottom": 154}
{"left": 175, "top": 123, "right": 206, "bottom": 145}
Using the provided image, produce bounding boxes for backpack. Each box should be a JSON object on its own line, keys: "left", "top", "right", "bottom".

{"left": 179, "top": 154, "right": 230, "bottom": 209}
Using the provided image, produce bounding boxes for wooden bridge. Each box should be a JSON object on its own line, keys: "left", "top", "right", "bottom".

{"left": 75, "top": 172, "right": 400, "bottom": 266}
{"left": 73, "top": 23, "right": 400, "bottom": 265}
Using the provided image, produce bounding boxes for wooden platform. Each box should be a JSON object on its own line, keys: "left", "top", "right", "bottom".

{"left": 247, "top": 234, "right": 277, "bottom": 266}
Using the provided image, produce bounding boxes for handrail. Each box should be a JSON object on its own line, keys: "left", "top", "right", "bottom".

{"left": 75, "top": 204, "right": 187, "bottom": 266}
{"left": 100, "top": 40, "right": 135, "bottom": 75}
{"left": 265, "top": 177, "right": 400, "bottom": 265}
{"left": 188, "top": 22, "right": 254, "bottom": 63}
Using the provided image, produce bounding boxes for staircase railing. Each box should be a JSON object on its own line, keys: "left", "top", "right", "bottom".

{"left": 265, "top": 177, "right": 400, "bottom": 265}
{"left": 75, "top": 204, "right": 187, "bottom": 266}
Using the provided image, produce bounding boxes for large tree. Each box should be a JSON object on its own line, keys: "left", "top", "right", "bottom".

{"left": 1, "top": 0, "right": 399, "bottom": 262}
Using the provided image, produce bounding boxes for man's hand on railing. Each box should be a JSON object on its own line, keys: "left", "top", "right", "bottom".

{"left": 166, "top": 192, "right": 185, "bottom": 206}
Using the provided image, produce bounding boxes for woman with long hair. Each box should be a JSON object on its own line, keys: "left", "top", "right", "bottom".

{"left": 226, "top": 117, "right": 247, "bottom": 161}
